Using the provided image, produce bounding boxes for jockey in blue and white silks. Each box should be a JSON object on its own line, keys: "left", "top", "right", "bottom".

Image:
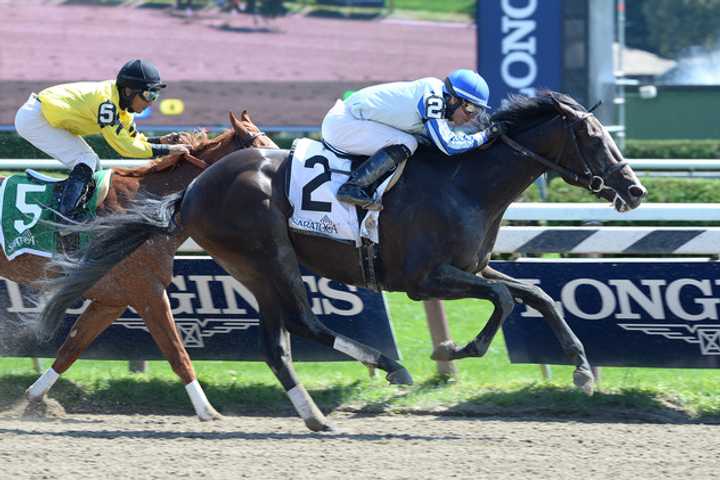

{"left": 321, "top": 69, "right": 502, "bottom": 210}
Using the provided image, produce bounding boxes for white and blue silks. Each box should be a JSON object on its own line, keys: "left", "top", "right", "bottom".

{"left": 322, "top": 78, "right": 490, "bottom": 157}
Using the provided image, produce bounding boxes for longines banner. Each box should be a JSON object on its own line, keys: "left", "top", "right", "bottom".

{"left": 495, "top": 260, "right": 720, "bottom": 368}
{"left": 0, "top": 257, "right": 399, "bottom": 362}
{"left": 477, "top": 0, "right": 563, "bottom": 109}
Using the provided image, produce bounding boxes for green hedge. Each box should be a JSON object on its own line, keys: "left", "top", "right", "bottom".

{"left": 522, "top": 177, "right": 720, "bottom": 203}
{"left": 625, "top": 139, "right": 720, "bottom": 159}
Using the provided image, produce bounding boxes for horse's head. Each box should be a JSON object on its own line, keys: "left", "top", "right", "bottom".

{"left": 547, "top": 93, "right": 647, "bottom": 212}
{"left": 188, "top": 111, "right": 277, "bottom": 166}
{"left": 229, "top": 110, "right": 279, "bottom": 149}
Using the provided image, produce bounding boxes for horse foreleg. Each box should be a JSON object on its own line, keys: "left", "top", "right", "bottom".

{"left": 409, "top": 264, "right": 515, "bottom": 361}
{"left": 481, "top": 266, "right": 594, "bottom": 395}
{"left": 26, "top": 300, "right": 125, "bottom": 401}
{"left": 131, "top": 290, "right": 221, "bottom": 421}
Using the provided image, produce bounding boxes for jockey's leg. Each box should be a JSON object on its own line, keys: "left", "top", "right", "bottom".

{"left": 26, "top": 300, "right": 125, "bottom": 401}
{"left": 321, "top": 99, "right": 416, "bottom": 210}
{"left": 15, "top": 93, "right": 98, "bottom": 221}
{"left": 58, "top": 162, "right": 94, "bottom": 220}
{"left": 336, "top": 144, "right": 411, "bottom": 210}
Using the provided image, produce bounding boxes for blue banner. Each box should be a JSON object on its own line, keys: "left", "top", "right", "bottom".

{"left": 0, "top": 257, "right": 399, "bottom": 362}
{"left": 477, "top": 0, "right": 563, "bottom": 108}
{"left": 494, "top": 260, "right": 720, "bottom": 368}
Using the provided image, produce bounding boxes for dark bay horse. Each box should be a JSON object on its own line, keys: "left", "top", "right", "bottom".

{"left": 39, "top": 92, "right": 647, "bottom": 431}
{"left": 8, "top": 111, "right": 275, "bottom": 420}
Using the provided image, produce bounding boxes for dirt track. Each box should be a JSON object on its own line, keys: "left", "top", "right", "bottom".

{"left": 1, "top": 410, "right": 718, "bottom": 479}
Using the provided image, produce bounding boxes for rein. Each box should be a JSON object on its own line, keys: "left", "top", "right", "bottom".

{"left": 239, "top": 130, "right": 268, "bottom": 148}
{"left": 498, "top": 102, "right": 627, "bottom": 193}
{"left": 181, "top": 130, "right": 269, "bottom": 171}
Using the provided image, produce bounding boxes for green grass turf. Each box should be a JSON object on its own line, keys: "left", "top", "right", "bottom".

{"left": 1, "top": 293, "right": 718, "bottom": 421}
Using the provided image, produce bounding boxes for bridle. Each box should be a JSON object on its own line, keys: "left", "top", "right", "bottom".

{"left": 182, "top": 129, "right": 270, "bottom": 171}
{"left": 236, "top": 130, "right": 268, "bottom": 149}
{"left": 499, "top": 100, "right": 628, "bottom": 193}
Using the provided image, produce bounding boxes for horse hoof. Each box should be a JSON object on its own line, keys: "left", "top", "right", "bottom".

{"left": 22, "top": 396, "right": 65, "bottom": 418}
{"left": 386, "top": 367, "right": 413, "bottom": 386}
{"left": 198, "top": 407, "right": 224, "bottom": 422}
{"left": 431, "top": 341, "right": 458, "bottom": 361}
{"left": 24, "top": 388, "right": 41, "bottom": 403}
{"left": 305, "top": 417, "right": 338, "bottom": 432}
{"left": 573, "top": 369, "right": 595, "bottom": 396}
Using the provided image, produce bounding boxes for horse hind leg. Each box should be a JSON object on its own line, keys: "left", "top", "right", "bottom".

{"left": 130, "top": 290, "right": 221, "bottom": 421}
{"left": 262, "top": 240, "right": 412, "bottom": 386}
{"left": 255, "top": 287, "right": 337, "bottom": 432}
{"left": 26, "top": 300, "right": 125, "bottom": 401}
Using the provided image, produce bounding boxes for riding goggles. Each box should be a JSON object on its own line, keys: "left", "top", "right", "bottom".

{"left": 139, "top": 89, "right": 160, "bottom": 102}
{"left": 462, "top": 101, "right": 485, "bottom": 116}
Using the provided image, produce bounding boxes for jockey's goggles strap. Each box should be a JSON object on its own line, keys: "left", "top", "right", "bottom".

{"left": 443, "top": 77, "right": 457, "bottom": 98}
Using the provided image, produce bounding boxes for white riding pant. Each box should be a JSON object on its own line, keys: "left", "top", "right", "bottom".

{"left": 14, "top": 94, "right": 99, "bottom": 171}
{"left": 321, "top": 99, "right": 418, "bottom": 156}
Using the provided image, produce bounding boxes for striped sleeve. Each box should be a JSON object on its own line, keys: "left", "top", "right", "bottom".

{"left": 425, "top": 117, "right": 489, "bottom": 155}
{"left": 417, "top": 91, "right": 490, "bottom": 156}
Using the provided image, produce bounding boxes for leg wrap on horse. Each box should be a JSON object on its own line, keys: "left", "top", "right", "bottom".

{"left": 337, "top": 144, "right": 411, "bottom": 209}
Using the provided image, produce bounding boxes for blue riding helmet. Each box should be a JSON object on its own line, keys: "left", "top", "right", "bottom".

{"left": 443, "top": 69, "right": 490, "bottom": 109}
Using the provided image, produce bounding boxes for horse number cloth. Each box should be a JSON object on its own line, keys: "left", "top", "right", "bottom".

{"left": 0, "top": 169, "right": 111, "bottom": 259}
{"left": 287, "top": 138, "right": 391, "bottom": 245}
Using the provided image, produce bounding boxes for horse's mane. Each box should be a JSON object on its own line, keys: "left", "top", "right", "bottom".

{"left": 490, "top": 90, "right": 586, "bottom": 136}
{"left": 113, "top": 128, "right": 234, "bottom": 178}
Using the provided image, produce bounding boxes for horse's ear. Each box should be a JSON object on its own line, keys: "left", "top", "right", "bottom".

{"left": 241, "top": 110, "right": 252, "bottom": 123}
{"left": 229, "top": 111, "right": 242, "bottom": 132}
{"left": 550, "top": 93, "right": 574, "bottom": 118}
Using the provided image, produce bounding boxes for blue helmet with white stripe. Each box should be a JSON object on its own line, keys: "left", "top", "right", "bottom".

{"left": 444, "top": 69, "right": 490, "bottom": 108}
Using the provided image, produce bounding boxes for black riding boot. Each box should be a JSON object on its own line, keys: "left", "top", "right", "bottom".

{"left": 336, "top": 144, "right": 411, "bottom": 210}
{"left": 58, "top": 163, "right": 94, "bottom": 222}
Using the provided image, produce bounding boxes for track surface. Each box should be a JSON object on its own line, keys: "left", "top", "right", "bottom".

{"left": 1, "top": 411, "right": 718, "bottom": 479}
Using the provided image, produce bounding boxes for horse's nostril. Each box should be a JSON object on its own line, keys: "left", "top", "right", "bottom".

{"left": 629, "top": 185, "right": 647, "bottom": 198}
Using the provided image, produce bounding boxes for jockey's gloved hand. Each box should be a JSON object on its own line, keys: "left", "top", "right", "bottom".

{"left": 487, "top": 121, "right": 507, "bottom": 140}
{"left": 168, "top": 143, "right": 192, "bottom": 155}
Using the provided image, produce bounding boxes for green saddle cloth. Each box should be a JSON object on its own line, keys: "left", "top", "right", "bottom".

{"left": 0, "top": 169, "right": 112, "bottom": 260}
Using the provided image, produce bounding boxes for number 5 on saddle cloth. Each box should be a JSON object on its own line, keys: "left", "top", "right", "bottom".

{"left": 0, "top": 169, "right": 112, "bottom": 259}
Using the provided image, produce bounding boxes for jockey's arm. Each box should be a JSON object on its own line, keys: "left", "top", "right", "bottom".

{"left": 100, "top": 120, "right": 171, "bottom": 158}
{"left": 424, "top": 117, "right": 491, "bottom": 156}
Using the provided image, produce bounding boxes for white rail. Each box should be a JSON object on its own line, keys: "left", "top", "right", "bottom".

{"left": 503, "top": 203, "right": 720, "bottom": 222}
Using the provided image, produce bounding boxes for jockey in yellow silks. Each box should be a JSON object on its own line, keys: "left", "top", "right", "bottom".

{"left": 14, "top": 59, "right": 192, "bottom": 220}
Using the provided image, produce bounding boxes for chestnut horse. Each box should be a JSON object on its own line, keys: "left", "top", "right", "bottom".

{"left": 39, "top": 92, "right": 647, "bottom": 431}
{"left": 11, "top": 111, "right": 275, "bottom": 420}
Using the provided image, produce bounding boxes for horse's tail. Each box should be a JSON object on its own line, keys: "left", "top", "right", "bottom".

{"left": 37, "top": 191, "right": 185, "bottom": 340}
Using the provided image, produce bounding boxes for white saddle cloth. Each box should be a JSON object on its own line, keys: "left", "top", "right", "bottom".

{"left": 287, "top": 138, "right": 393, "bottom": 245}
